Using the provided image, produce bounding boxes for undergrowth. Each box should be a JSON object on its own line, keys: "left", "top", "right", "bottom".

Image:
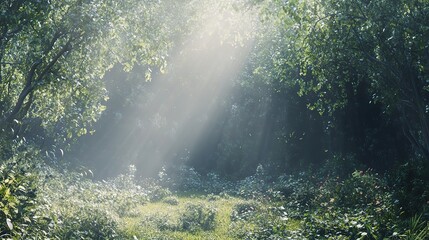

{"left": 1, "top": 153, "right": 428, "bottom": 239}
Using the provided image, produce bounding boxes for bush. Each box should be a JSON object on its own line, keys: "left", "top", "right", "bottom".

{"left": 49, "top": 206, "right": 121, "bottom": 239}
{"left": 321, "top": 154, "right": 365, "bottom": 178}
{"left": 337, "top": 170, "right": 390, "bottom": 208}
{"left": 206, "top": 193, "right": 221, "bottom": 202}
{"left": 0, "top": 151, "right": 40, "bottom": 238}
{"left": 229, "top": 203, "right": 302, "bottom": 240}
{"left": 236, "top": 165, "right": 271, "bottom": 200}
{"left": 147, "top": 185, "right": 172, "bottom": 202}
{"left": 157, "top": 166, "right": 235, "bottom": 195}
{"left": 178, "top": 202, "right": 217, "bottom": 232}
{"left": 297, "top": 171, "right": 398, "bottom": 239}
{"left": 162, "top": 196, "right": 179, "bottom": 205}
{"left": 399, "top": 214, "right": 429, "bottom": 240}
{"left": 231, "top": 201, "right": 260, "bottom": 221}
{"left": 273, "top": 173, "right": 317, "bottom": 208}
{"left": 391, "top": 160, "right": 429, "bottom": 217}
{"left": 173, "top": 166, "right": 203, "bottom": 192}
{"left": 141, "top": 213, "right": 176, "bottom": 231}
{"left": 28, "top": 164, "right": 150, "bottom": 238}
{"left": 203, "top": 172, "right": 232, "bottom": 194}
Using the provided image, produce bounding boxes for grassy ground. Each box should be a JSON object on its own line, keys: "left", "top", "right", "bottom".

{"left": 2, "top": 161, "right": 428, "bottom": 239}
{"left": 121, "top": 195, "right": 249, "bottom": 239}
{"left": 118, "top": 193, "right": 306, "bottom": 239}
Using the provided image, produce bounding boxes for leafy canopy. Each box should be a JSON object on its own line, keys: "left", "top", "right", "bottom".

{"left": 0, "top": 0, "right": 175, "bottom": 147}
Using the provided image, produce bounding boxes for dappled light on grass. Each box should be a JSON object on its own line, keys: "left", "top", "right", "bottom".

{"left": 7, "top": 161, "right": 422, "bottom": 239}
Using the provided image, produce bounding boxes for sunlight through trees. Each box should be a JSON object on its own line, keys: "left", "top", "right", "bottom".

{"left": 1, "top": 0, "right": 429, "bottom": 238}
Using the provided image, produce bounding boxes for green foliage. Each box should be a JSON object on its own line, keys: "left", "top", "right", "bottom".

{"left": 162, "top": 196, "right": 179, "bottom": 206}
{"left": 338, "top": 171, "right": 390, "bottom": 207}
{"left": 299, "top": 173, "right": 396, "bottom": 239}
{"left": 227, "top": 167, "right": 427, "bottom": 239}
{"left": 142, "top": 179, "right": 171, "bottom": 202}
{"left": 302, "top": 210, "right": 389, "bottom": 239}
{"left": 261, "top": 0, "right": 429, "bottom": 160}
{"left": 400, "top": 214, "right": 429, "bottom": 240}
{"left": 204, "top": 172, "right": 232, "bottom": 194}
{"left": 3, "top": 163, "right": 149, "bottom": 239}
{"left": 140, "top": 212, "right": 177, "bottom": 232}
{"left": 2, "top": 0, "right": 429, "bottom": 239}
{"left": 157, "top": 166, "right": 234, "bottom": 195}
{"left": 178, "top": 202, "right": 217, "bottom": 232}
{"left": 145, "top": 185, "right": 172, "bottom": 202}
{"left": 272, "top": 173, "right": 318, "bottom": 207}
{"left": 229, "top": 202, "right": 303, "bottom": 239}
{"left": 236, "top": 164, "right": 273, "bottom": 200}
{"left": 321, "top": 154, "right": 365, "bottom": 178}
{"left": 230, "top": 201, "right": 260, "bottom": 221}
{"left": 0, "top": 154, "right": 38, "bottom": 238}
{"left": 0, "top": 157, "right": 426, "bottom": 239}
{"left": 391, "top": 159, "right": 429, "bottom": 216}
{"left": 172, "top": 166, "right": 204, "bottom": 192}
{"left": 46, "top": 206, "right": 120, "bottom": 240}
{"left": 0, "top": 0, "right": 174, "bottom": 152}
{"left": 156, "top": 166, "right": 204, "bottom": 192}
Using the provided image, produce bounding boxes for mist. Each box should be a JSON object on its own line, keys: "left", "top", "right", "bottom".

{"left": 71, "top": 3, "right": 257, "bottom": 178}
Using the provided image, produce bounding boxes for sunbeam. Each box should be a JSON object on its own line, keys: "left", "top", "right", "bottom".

{"left": 74, "top": 1, "right": 258, "bottom": 177}
{"left": 131, "top": 3, "right": 256, "bottom": 176}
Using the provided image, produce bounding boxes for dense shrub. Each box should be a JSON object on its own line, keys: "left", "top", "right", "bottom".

{"left": 321, "top": 154, "right": 365, "bottom": 178}
{"left": 227, "top": 168, "right": 427, "bottom": 240}
{"left": 236, "top": 164, "right": 272, "bottom": 200}
{"left": 1, "top": 151, "right": 427, "bottom": 240}
{"left": 157, "top": 166, "right": 234, "bottom": 194}
{"left": 286, "top": 170, "right": 428, "bottom": 239}
{"left": 273, "top": 173, "right": 318, "bottom": 207}
{"left": 301, "top": 208, "right": 398, "bottom": 239}
{"left": 178, "top": 202, "right": 217, "bottom": 232}
{"left": 165, "top": 166, "right": 203, "bottom": 192}
{"left": 391, "top": 159, "right": 429, "bottom": 217}
{"left": 48, "top": 206, "right": 121, "bottom": 239}
{"left": 23, "top": 164, "right": 150, "bottom": 238}
{"left": 399, "top": 214, "right": 429, "bottom": 240}
{"left": 229, "top": 203, "right": 303, "bottom": 240}
{"left": 141, "top": 213, "right": 176, "bottom": 231}
{"left": 162, "top": 196, "right": 179, "bottom": 205}
{"left": 337, "top": 170, "right": 390, "bottom": 208}
{"left": 230, "top": 201, "right": 260, "bottom": 221}
{"left": 146, "top": 185, "right": 172, "bottom": 202}
{"left": 0, "top": 151, "right": 40, "bottom": 238}
{"left": 203, "top": 172, "right": 232, "bottom": 194}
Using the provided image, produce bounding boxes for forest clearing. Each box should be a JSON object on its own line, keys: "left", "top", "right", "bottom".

{"left": 1, "top": 0, "right": 429, "bottom": 239}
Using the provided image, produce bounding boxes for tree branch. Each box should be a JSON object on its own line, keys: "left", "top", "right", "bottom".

{"left": 4, "top": 38, "right": 72, "bottom": 123}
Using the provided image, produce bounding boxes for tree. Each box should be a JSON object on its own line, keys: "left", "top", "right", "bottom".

{"left": 254, "top": 0, "right": 429, "bottom": 163}
{"left": 0, "top": 0, "right": 171, "bottom": 153}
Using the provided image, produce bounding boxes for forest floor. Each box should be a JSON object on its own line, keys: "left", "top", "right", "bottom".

{"left": 121, "top": 195, "right": 246, "bottom": 239}
{"left": 120, "top": 194, "right": 305, "bottom": 239}
{"left": 1, "top": 160, "right": 429, "bottom": 239}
